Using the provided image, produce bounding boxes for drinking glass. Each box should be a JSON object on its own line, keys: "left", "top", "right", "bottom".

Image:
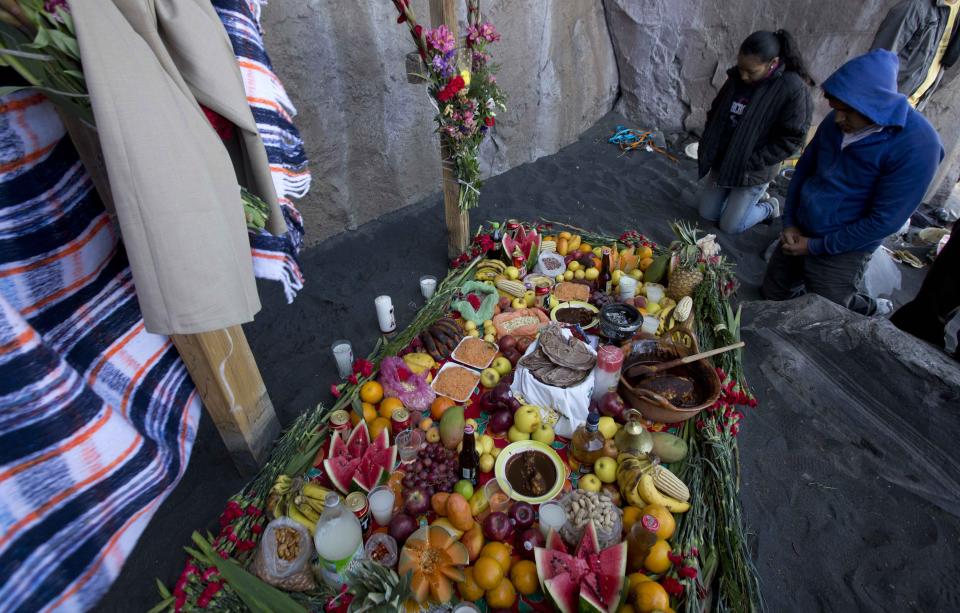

{"left": 419, "top": 275, "right": 437, "bottom": 300}
{"left": 538, "top": 500, "right": 566, "bottom": 538}
{"left": 331, "top": 340, "right": 353, "bottom": 379}
{"left": 368, "top": 485, "right": 396, "bottom": 526}
{"left": 396, "top": 429, "right": 424, "bottom": 465}
{"left": 484, "top": 479, "right": 511, "bottom": 513}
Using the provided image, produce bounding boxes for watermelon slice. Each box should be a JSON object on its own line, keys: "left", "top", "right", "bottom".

{"left": 323, "top": 421, "right": 396, "bottom": 493}
{"left": 535, "top": 522, "right": 627, "bottom": 613}
{"left": 502, "top": 226, "right": 541, "bottom": 272}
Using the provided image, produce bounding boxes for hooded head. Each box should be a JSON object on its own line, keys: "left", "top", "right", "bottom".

{"left": 822, "top": 49, "right": 910, "bottom": 131}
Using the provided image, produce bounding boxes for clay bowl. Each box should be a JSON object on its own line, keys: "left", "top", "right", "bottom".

{"left": 618, "top": 339, "right": 720, "bottom": 423}
{"left": 598, "top": 303, "right": 642, "bottom": 342}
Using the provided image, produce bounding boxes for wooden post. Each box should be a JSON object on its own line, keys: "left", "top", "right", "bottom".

{"left": 430, "top": 0, "right": 470, "bottom": 258}
{"left": 172, "top": 326, "right": 281, "bottom": 476}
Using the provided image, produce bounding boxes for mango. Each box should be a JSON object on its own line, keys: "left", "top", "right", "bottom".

{"left": 650, "top": 431, "right": 688, "bottom": 463}
{"left": 439, "top": 405, "right": 465, "bottom": 449}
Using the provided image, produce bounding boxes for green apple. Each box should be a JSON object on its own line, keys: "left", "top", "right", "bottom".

{"left": 579, "top": 474, "right": 602, "bottom": 493}
{"left": 514, "top": 405, "right": 541, "bottom": 434}
{"left": 594, "top": 457, "right": 617, "bottom": 483}
{"left": 597, "top": 416, "right": 618, "bottom": 440}
{"left": 479, "top": 453, "right": 495, "bottom": 473}
{"left": 454, "top": 480, "right": 475, "bottom": 500}
{"left": 531, "top": 423, "right": 555, "bottom": 446}
{"left": 480, "top": 367, "right": 501, "bottom": 389}
{"left": 511, "top": 297, "right": 526, "bottom": 309}
{"left": 491, "top": 356, "right": 512, "bottom": 377}
{"left": 505, "top": 266, "right": 520, "bottom": 280}
{"left": 507, "top": 425, "right": 531, "bottom": 443}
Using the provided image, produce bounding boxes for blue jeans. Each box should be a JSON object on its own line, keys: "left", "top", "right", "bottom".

{"left": 697, "top": 171, "right": 773, "bottom": 234}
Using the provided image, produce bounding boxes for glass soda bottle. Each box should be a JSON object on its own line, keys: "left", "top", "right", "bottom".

{"left": 314, "top": 492, "right": 365, "bottom": 588}
{"left": 459, "top": 425, "right": 479, "bottom": 485}
{"left": 627, "top": 514, "right": 661, "bottom": 572}
{"left": 570, "top": 412, "right": 605, "bottom": 473}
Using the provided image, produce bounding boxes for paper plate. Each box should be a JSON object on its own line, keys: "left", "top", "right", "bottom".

{"left": 494, "top": 440, "right": 566, "bottom": 504}
{"left": 550, "top": 300, "right": 600, "bottom": 329}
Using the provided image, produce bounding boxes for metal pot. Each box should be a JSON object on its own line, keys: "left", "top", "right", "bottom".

{"left": 613, "top": 409, "right": 652, "bottom": 456}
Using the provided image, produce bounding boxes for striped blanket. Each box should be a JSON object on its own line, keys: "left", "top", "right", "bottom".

{"left": 0, "top": 91, "right": 202, "bottom": 611}
{"left": 216, "top": 0, "right": 311, "bottom": 302}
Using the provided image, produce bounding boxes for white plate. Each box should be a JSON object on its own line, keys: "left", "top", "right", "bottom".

{"left": 430, "top": 361, "right": 481, "bottom": 404}
{"left": 450, "top": 336, "right": 499, "bottom": 370}
{"left": 493, "top": 440, "right": 567, "bottom": 504}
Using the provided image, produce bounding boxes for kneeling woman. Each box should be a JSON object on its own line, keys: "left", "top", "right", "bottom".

{"left": 697, "top": 29, "right": 814, "bottom": 234}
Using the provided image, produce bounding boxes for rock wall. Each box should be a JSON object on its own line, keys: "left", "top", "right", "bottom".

{"left": 261, "top": 0, "right": 618, "bottom": 245}
{"left": 603, "top": 0, "right": 960, "bottom": 201}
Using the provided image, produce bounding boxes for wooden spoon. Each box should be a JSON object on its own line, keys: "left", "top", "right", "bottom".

{"left": 624, "top": 341, "right": 746, "bottom": 379}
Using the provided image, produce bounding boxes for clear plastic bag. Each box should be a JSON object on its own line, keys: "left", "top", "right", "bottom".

{"left": 250, "top": 517, "right": 316, "bottom": 592}
{"left": 862, "top": 248, "right": 901, "bottom": 298}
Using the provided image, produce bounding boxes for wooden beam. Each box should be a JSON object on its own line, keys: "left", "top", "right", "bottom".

{"left": 172, "top": 326, "right": 280, "bottom": 476}
{"left": 429, "top": 0, "right": 470, "bottom": 258}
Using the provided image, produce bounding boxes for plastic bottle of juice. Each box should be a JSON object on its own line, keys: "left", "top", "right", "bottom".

{"left": 314, "top": 492, "right": 365, "bottom": 587}
{"left": 626, "top": 514, "right": 661, "bottom": 572}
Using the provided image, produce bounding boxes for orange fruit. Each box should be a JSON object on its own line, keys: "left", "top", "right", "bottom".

{"left": 643, "top": 539, "right": 672, "bottom": 574}
{"left": 349, "top": 411, "right": 361, "bottom": 426}
{"left": 632, "top": 580, "right": 669, "bottom": 613}
{"left": 639, "top": 257, "right": 655, "bottom": 271}
{"left": 361, "top": 402, "right": 377, "bottom": 423}
{"left": 628, "top": 572, "right": 652, "bottom": 590}
{"left": 457, "top": 567, "right": 485, "bottom": 601}
{"left": 480, "top": 542, "right": 512, "bottom": 573}
{"left": 558, "top": 231, "right": 572, "bottom": 240}
{"left": 379, "top": 397, "right": 404, "bottom": 420}
{"left": 485, "top": 576, "right": 517, "bottom": 609}
{"left": 368, "top": 417, "right": 390, "bottom": 441}
{"left": 509, "top": 560, "right": 538, "bottom": 596}
{"left": 431, "top": 396, "right": 456, "bottom": 421}
{"left": 641, "top": 504, "right": 676, "bottom": 540}
{"left": 359, "top": 381, "right": 384, "bottom": 404}
{"left": 622, "top": 505, "right": 643, "bottom": 533}
{"left": 618, "top": 604, "right": 637, "bottom": 613}
{"left": 579, "top": 243, "right": 593, "bottom": 253}
{"left": 473, "top": 556, "right": 504, "bottom": 590}
{"left": 637, "top": 246, "right": 654, "bottom": 260}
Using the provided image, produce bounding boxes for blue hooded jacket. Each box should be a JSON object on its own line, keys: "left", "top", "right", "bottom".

{"left": 783, "top": 49, "right": 943, "bottom": 255}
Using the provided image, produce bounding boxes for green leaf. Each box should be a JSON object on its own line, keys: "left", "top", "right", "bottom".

{"left": 155, "top": 578, "right": 172, "bottom": 599}
{"left": 145, "top": 596, "right": 174, "bottom": 613}
{"left": 32, "top": 25, "right": 50, "bottom": 47}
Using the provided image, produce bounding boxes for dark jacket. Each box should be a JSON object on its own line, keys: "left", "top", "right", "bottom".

{"left": 872, "top": 0, "right": 960, "bottom": 98}
{"left": 783, "top": 50, "right": 943, "bottom": 256}
{"left": 698, "top": 65, "right": 812, "bottom": 188}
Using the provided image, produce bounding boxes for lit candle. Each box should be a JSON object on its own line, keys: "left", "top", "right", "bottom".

{"left": 374, "top": 295, "right": 396, "bottom": 333}
{"left": 331, "top": 340, "right": 353, "bottom": 378}
{"left": 419, "top": 275, "right": 437, "bottom": 300}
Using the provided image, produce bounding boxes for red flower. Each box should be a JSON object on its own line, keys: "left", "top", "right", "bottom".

{"left": 347, "top": 373, "right": 359, "bottom": 385}
{"left": 251, "top": 523, "right": 263, "bottom": 535}
{"left": 353, "top": 359, "right": 374, "bottom": 378}
{"left": 467, "top": 294, "right": 482, "bottom": 310}
{"left": 667, "top": 551, "right": 684, "bottom": 566}
{"left": 679, "top": 565, "right": 698, "bottom": 579}
{"left": 484, "top": 116, "right": 495, "bottom": 127}
{"left": 330, "top": 384, "right": 342, "bottom": 398}
{"left": 236, "top": 539, "right": 257, "bottom": 552}
{"left": 202, "top": 567, "right": 220, "bottom": 581}
{"left": 246, "top": 505, "right": 261, "bottom": 517}
{"left": 437, "top": 75, "right": 466, "bottom": 102}
{"left": 661, "top": 577, "right": 684, "bottom": 597}
{"left": 397, "top": 367, "right": 411, "bottom": 383}
{"left": 691, "top": 546, "right": 700, "bottom": 557}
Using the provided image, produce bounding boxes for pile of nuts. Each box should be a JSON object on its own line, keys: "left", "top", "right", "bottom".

{"left": 566, "top": 490, "right": 617, "bottom": 533}
{"left": 275, "top": 527, "right": 301, "bottom": 561}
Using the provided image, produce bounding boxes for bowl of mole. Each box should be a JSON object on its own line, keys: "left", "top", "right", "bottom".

{"left": 494, "top": 440, "right": 567, "bottom": 504}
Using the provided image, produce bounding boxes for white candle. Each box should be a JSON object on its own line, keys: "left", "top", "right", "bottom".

{"left": 640, "top": 315, "right": 660, "bottom": 336}
{"left": 331, "top": 340, "right": 353, "bottom": 378}
{"left": 420, "top": 275, "right": 437, "bottom": 300}
{"left": 645, "top": 284, "right": 665, "bottom": 304}
{"left": 374, "top": 295, "right": 396, "bottom": 333}
{"left": 618, "top": 276, "right": 638, "bottom": 300}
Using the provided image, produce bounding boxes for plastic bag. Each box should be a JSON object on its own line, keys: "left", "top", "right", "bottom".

{"left": 862, "top": 248, "right": 901, "bottom": 298}
{"left": 250, "top": 517, "right": 316, "bottom": 591}
{"left": 379, "top": 356, "right": 436, "bottom": 410}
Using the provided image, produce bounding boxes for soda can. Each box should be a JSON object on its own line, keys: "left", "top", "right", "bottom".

{"left": 329, "top": 410, "right": 351, "bottom": 437}
{"left": 345, "top": 491, "right": 370, "bottom": 533}
{"left": 391, "top": 408, "right": 411, "bottom": 436}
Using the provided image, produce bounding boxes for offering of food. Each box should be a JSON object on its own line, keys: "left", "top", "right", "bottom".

{"left": 504, "top": 450, "right": 558, "bottom": 498}
{"left": 275, "top": 527, "right": 301, "bottom": 561}
{"left": 518, "top": 324, "right": 596, "bottom": 388}
{"left": 559, "top": 489, "right": 623, "bottom": 550}
{"left": 492, "top": 308, "right": 550, "bottom": 339}
{"left": 553, "top": 281, "right": 590, "bottom": 303}
{"left": 451, "top": 336, "right": 498, "bottom": 370}
{"left": 431, "top": 363, "right": 481, "bottom": 403}
{"left": 551, "top": 300, "right": 600, "bottom": 328}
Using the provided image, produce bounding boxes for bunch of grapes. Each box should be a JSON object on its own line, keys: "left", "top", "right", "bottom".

{"left": 400, "top": 442, "right": 460, "bottom": 498}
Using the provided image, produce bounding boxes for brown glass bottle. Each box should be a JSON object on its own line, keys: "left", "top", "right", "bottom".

{"left": 570, "top": 412, "right": 605, "bottom": 473}
{"left": 598, "top": 247, "right": 613, "bottom": 294}
{"left": 459, "top": 425, "right": 479, "bottom": 484}
{"left": 626, "top": 514, "right": 661, "bottom": 572}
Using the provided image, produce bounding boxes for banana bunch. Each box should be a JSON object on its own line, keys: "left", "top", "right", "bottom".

{"left": 286, "top": 482, "right": 333, "bottom": 535}
{"left": 266, "top": 474, "right": 295, "bottom": 519}
{"left": 617, "top": 453, "right": 690, "bottom": 513}
{"left": 474, "top": 259, "right": 506, "bottom": 282}
{"left": 403, "top": 352, "right": 436, "bottom": 376}
{"left": 655, "top": 296, "right": 684, "bottom": 336}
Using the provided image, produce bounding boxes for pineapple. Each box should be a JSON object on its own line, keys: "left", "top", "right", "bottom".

{"left": 347, "top": 560, "right": 413, "bottom": 612}
{"left": 666, "top": 221, "right": 705, "bottom": 300}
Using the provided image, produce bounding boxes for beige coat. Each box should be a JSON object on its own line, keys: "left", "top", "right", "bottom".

{"left": 71, "top": 0, "right": 286, "bottom": 335}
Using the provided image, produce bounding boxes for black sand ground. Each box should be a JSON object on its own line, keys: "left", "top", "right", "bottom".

{"left": 98, "top": 112, "right": 953, "bottom": 612}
